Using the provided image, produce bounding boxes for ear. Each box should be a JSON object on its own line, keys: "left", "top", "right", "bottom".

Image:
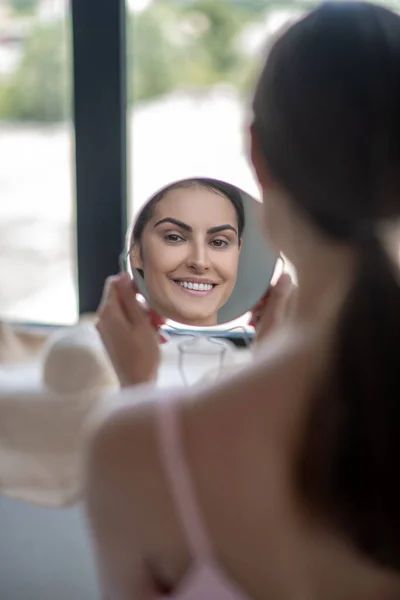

{"left": 249, "top": 124, "right": 273, "bottom": 190}
{"left": 130, "top": 243, "right": 143, "bottom": 270}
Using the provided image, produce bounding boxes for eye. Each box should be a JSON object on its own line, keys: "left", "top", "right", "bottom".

{"left": 210, "top": 238, "right": 229, "bottom": 249}
{"left": 164, "top": 233, "right": 185, "bottom": 243}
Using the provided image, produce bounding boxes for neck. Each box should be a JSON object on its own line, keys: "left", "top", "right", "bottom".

{"left": 290, "top": 238, "right": 356, "bottom": 326}
{"left": 162, "top": 308, "right": 218, "bottom": 328}
{"left": 181, "top": 315, "right": 218, "bottom": 328}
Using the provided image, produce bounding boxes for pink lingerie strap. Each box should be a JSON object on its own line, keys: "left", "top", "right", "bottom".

{"left": 155, "top": 395, "right": 213, "bottom": 561}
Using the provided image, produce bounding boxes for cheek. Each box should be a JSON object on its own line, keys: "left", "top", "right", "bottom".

{"left": 216, "top": 250, "right": 240, "bottom": 282}
{"left": 143, "top": 243, "right": 186, "bottom": 278}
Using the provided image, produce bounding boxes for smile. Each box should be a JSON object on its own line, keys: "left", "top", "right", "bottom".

{"left": 172, "top": 280, "right": 216, "bottom": 296}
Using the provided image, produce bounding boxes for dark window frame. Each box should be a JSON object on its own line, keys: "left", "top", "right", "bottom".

{"left": 71, "top": 0, "right": 128, "bottom": 315}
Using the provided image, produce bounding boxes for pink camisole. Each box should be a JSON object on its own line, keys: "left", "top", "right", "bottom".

{"left": 155, "top": 396, "right": 252, "bottom": 600}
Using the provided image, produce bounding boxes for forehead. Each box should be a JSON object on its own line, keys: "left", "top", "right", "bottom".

{"left": 151, "top": 186, "right": 238, "bottom": 227}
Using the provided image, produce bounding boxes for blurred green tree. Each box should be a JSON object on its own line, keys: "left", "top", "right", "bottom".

{"left": 129, "top": 0, "right": 255, "bottom": 102}
{"left": 2, "top": 0, "right": 399, "bottom": 121}
{"left": 9, "top": 0, "right": 37, "bottom": 14}
{"left": 180, "top": 0, "right": 245, "bottom": 82}
{"left": 1, "top": 0, "right": 348, "bottom": 121}
{"left": 0, "top": 22, "right": 71, "bottom": 122}
{"left": 128, "top": 3, "right": 183, "bottom": 104}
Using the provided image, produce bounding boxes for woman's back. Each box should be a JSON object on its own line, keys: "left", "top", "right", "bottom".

{"left": 87, "top": 326, "right": 400, "bottom": 599}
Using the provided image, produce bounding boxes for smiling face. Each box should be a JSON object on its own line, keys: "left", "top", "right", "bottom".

{"left": 131, "top": 185, "right": 242, "bottom": 326}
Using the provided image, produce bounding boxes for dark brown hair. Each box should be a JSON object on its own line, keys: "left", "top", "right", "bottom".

{"left": 253, "top": 2, "right": 400, "bottom": 570}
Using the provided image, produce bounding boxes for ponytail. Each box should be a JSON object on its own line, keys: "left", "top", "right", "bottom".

{"left": 299, "top": 234, "right": 400, "bottom": 569}
{"left": 251, "top": 0, "right": 400, "bottom": 570}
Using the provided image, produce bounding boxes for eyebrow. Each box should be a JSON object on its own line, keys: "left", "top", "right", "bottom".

{"left": 154, "top": 217, "right": 238, "bottom": 236}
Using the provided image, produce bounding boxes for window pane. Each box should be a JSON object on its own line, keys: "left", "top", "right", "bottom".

{"left": 0, "top": 0, "right": 77, "bottom": 324}
{"left": 127, "top": 0, "right": 397, "bottom": 329}
{"left": 126, "top": 0, "right": 299, "bottom": 327}
{"left": 127, "top": 0, "right": 267, "bottom": 220}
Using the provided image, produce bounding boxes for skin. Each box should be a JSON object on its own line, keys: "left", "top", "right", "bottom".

{"left": 92, "top": 144, "right": 400, "bottom": 599}
{"left": 131, "top": 185, "right": 242, "bottom": 327}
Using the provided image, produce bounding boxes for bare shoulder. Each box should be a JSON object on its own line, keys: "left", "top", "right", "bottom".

{"left": 183, "top": 326, "right": 316, "bottom": 416}
{"left": 92, "top": 328, "right": 310, "bottom": 447}
{"left": 87, "top": 385, "right": 177, "bottom": 487}
{"left": 88, "top": 325, "right": 316, "bottom": 465}
{"left": 85, "top": 385, "right": 190, "bottom": 591}
{"left": 84, "top": 329, "right": 318, "bottom": 596}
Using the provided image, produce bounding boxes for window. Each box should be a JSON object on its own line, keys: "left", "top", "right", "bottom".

{"left": 126, "top": 0, "right": 298, "bottom": 329}
{"left": 0, "top": 0, "right": 128, "bottom": 323}
{"left": 127, "top": 0, "right": 266, "bottom": 221}
{"left": 0, "top": 0, "right": 77, "bottom": 324}
{"left": 3, "top": 0, "right": 393, "bottom": 326}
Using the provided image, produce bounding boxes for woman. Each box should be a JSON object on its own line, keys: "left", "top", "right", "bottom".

{"left": 128, "top": 178, "right": 245, "bottom": 327}
{"left": 89, "top": 3, "right": 400, "bottom": 598}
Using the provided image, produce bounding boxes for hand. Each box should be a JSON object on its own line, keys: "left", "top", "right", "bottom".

{"left": 250, "top": 272, "right": 295, "bottom": 343}
{"left": 96, "top": 273, "right": 163, "bottom": 387}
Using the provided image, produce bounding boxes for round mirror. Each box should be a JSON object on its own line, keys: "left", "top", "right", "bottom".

{"left": 122, "top": 177, "right": 277, "bottom": 328}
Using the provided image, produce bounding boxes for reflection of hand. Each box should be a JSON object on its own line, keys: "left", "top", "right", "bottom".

{"left": 96, "top": 273, "right": 163, "bottom": 387}
{"left": 250, "top": 273, "right": 295, "bottom": 343}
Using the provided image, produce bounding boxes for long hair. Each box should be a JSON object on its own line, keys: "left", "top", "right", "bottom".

{"left": 253, "top": 2, "right": 400, "bottom": 569}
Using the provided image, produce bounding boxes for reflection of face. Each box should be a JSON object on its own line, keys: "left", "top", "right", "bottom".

{"left": 132, "top": 185, "right": 241, "bottom": 326}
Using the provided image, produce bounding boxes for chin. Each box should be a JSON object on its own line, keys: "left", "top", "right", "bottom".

{"left": 178, "top": 312, "right": 218, "bottom": 327}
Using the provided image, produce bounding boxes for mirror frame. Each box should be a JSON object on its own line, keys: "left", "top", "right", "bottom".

{"left": 121, "top": 177, "right": 278, "bottom": 330}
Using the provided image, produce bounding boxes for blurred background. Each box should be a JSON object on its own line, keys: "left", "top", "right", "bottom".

{"left": 1, "top": 0, "right": 398, "bottom": 325}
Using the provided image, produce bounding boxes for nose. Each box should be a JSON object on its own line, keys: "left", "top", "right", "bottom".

{"left": 186, "top": 241, "right": 210, "bottom": 272}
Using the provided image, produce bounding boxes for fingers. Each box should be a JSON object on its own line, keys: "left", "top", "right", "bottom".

{"left": 285, "top": 280, "right": 298, "bottom": 320}
{"left": 114, "top": 273, "right": 146, "bottom": 325}
{"left": 98, "top": 273, "right": 165, "bottom": 335}
{"left": 97, "top": 277, "right": 127, "bottom": 332}
{"left": 97, "top": 275, "right": 118, "bottom": 314}
{"left": 251, "top": 288, "right": 271, "bottom": 315}
{"left": 96, "top": 277, "right": 127, "bottom": 349}
{"left": 264, "top": 273, "right": 293, "bottom": 325}
{"left": 254, "top": 273, "right": 294, "bottom": 341}
{"left": 270, "top": 272, "right": 293, "bottom": 305}
{"left": 130, "top": 276, "right": 139, "bottom": 296}
{"left": 115, "top": 273, "right": 165, "bottom": 331}
{"left": 148, "top": 308, "right": 165, "bottom": 330}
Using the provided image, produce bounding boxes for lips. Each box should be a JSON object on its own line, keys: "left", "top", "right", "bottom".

{"left": 177, "top": 281, "right": 214, "bottom": 292}
{"left": 171, "top": 278, "right": 217, "bottom": 296}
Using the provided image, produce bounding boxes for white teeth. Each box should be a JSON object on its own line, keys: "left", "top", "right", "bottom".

{"left": 178, "top": 281, "right": 213, "bottom": 291}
